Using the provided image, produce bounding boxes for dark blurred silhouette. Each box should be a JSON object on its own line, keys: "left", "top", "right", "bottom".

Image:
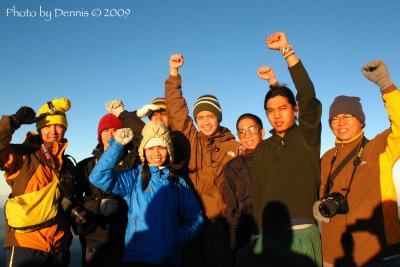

{"left": 236, "top": 201, "right": 317, "bottom": 267}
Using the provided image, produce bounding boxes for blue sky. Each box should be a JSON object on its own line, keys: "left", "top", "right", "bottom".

{"left": 1, "top": 0, "right": 399, "bottom": 198}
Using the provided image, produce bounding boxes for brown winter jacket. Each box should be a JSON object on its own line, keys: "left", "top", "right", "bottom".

{"left": 0, "top": 115, "right": 72, "bottom": 252}
{"left": 165, "top": 75, "right": 240, "bottom": 219}
{"left": 320, "top": 86, "right": 400, "bottom": 265}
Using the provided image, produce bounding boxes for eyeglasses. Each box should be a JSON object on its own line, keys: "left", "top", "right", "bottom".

{"left": 237, "top": 127, "right": 260, "bottom": 139}
{"left": 330, "top": 115, "right": 355, "bottom": 125}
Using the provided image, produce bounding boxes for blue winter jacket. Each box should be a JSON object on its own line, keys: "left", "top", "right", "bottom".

{"left": 89, "top": 139, "right": 203, "bottom": 266}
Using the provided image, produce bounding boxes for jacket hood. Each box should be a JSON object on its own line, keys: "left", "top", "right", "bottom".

{"left": 138, "top": 121, "right": 174, "bottom": 164}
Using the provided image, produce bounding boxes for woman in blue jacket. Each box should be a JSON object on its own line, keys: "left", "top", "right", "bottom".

{"left": 89, "top": 120, "right": 204, "bottom": 267}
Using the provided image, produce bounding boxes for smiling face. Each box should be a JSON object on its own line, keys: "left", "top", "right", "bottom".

{"left": 150, "top": 111, "right": 169, "bottom": 128}
{"left": 266, "top": 95, "right": 298, "bottom": 137}
{"left": 39, "top": 124, "right": 67, "bottom": 142}
{"left": 145, "top": 146, "right": 168, "bottom": 166}
{"left": 237, "top": 117, "right": 265, "bottom": 150}
{"left": 195, "top": 110, "right": 219, "bottom": 136}
{"left": 330, "top": 114, "right": 363, "bottom": 141}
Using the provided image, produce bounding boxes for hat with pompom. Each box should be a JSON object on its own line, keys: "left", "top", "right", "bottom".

{"left": 36, "top": 98, "right": 71, "bottom": 130}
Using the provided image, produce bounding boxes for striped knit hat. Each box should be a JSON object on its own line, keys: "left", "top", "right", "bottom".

{"left": 148, "top": 97, "right": 167, "bottom": 119}
{"left": 193, "top": 94, "right": 222, "bottom": 122}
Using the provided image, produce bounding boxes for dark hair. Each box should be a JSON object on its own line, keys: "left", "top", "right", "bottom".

{"left": 264, "top": 85, "right": 297, "bottom": 111}
{"left": 141, "top": 153, "right": 179, "bottom": 191}
{"left": 236, "top": 113, "right": 263, "bottom": 131}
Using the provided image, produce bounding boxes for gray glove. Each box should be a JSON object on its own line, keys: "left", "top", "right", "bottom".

{"left": 361, "top": 60, "right": 394, "bottom": 91}
{"left": 100, "top": 198, "right": 119, "bottom": 217}
{"left": 136, "top": 104, "right": 160, "bottom": 118}
{"left": 313, "top": 200, "right": 330, "bottom": 224}
{"left": 106, "top": 100, "right": 125, "bottom": 117}
{"left": 114, "top": 128, "right": 133, "bottom": 145}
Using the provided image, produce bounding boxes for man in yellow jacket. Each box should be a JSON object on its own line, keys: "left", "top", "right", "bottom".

{"left": 0, "top": 98, "right": 75, "bottom": 267}
{"left": 314, "top": 61, "right": 400, "bottom": 266}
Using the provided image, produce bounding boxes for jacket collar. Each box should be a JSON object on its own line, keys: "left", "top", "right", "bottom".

{"left": 269, "top": 123, "right": 298, "bottom": 139}
{"left": 148, "top": 165, "right": 171, "bottom": 177}
{"left": 334, "top": 131, "right": 364, "bottom": 147}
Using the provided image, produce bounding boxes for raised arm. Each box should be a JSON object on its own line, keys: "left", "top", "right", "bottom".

{"left": 258, "top": 66, "right": 279, "bottom": 87}
{"left": 266, "top": 32, "right": 299, "bottom": 67}
{"left": 362, "top": 60, "right": 400, "bottom": 163}
{"left": 89, "top": 128, "right": 134, "bottom": 195}
{"left": 0, "top": 106, "right": 36, "bottom": 174}
{"left": 165, "top": 54, "right": 198, "bottom": 140}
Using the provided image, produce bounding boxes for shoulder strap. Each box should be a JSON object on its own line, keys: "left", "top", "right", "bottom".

{"left": 324, "top": 137, "right": 368, "bottom": 197}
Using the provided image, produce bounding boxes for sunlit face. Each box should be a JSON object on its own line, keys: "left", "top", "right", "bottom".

{"left": 330, "top": 114, "right": 363, "bottom": 141}
{"left": 101, "top": 128, "right": 118, "bottom": 151}
{"left": 150, "top": 111, "right": 169, "bottom": 128}
{"left": 145, "top": 146, "right": 168, "bottom": 166}
{"left": 39, "top": 124, "right": 67, "bottom": 142}
{"left": 195, "top": 111, "right": 219, "bottom": 136}
{"left": 237, "top": 118, "right": 265, "bottom": 150}
{"left": 266, "top": 95, "right": 298, "bottom": 137}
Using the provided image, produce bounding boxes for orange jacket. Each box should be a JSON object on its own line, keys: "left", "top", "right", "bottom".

{"left": 0, "top": 115, "right": 72, "bottom": 252}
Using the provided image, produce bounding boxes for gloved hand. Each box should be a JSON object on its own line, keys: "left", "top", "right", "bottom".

{"left": 100, "top": 198, "right": 119, "bottom": 217}
{"left": 10, "top": 106, "right": 36, "bottom": 130}
{"left": 105, "top": 100, "right": 125, "bottom": 117}
{"left": 114, "top": 128, "right": 133, "bottom": 145}
{"left": 361, "top": 60, "right": 394, "bottom": 91}
{"left": 136, "top": 104, "right": 161, "bottom": 118}
{"left": 313, "top": 200, "right": 330, "bottom": 224}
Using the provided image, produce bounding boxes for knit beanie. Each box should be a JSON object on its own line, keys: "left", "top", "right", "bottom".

{"left": 329, "top": 95, "right": 366, "bottom": 126}
{"left": 192, "top": 94, "right": 222, "bottom": 122}
{"left": 97, "top": 114, "right": 124, "bottom": 144}
{"left": 36, "top": 98, "right": 71, "bottom": 130}
{"left": 138, "top": 121, "right": 173, "bottom": 163}
{"left": 148, "top": 97, "right": 167, "bottom": 119}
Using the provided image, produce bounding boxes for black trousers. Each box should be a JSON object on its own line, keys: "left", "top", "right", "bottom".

{"left": 182, "top": 218, "right": 234, "bottom": 267}
{"left": 82, "top": 246, "right": 124, "bottom": 267}
{"left": 123, "top": 262, "right": 177, "bottom": 267}
{"left": 6, "top": 246, "right": 70, "bottom": 267}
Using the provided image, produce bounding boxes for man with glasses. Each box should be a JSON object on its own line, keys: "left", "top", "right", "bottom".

{"left": 314, "top": 60, "right": 400, "bottom": 266}
{"left": 252, "top": 32, "right": 322, "bottom": 266}
{"left": 223, "top": 113, "right": 265, "bottom": 254}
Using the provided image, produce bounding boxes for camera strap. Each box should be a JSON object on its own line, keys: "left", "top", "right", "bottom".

{"left": 323, "top": 136, "right": 368, "bottom": 198}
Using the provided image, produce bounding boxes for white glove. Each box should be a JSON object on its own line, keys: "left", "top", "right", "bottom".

{"left": 136, "top": 104, "right": 161, "bottom": 118}
{"left": 114, "top": 128, "right": 133, "bottom": 145}
{"left": 313, "top": 200, "right": 330, "bottom": 224}
{"left": 100, "top": 198, "right": 119, "bottom": 217}
{"left": 106, "top": 100, "right": 125, "bottom": 117}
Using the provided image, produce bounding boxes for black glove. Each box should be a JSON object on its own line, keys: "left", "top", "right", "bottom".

{"left": 10, "top": 106, "right": 36, "bottom": 130}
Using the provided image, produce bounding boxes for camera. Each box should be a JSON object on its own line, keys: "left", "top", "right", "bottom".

{"left": 319, "top": 192, "right": 349, "bottom": 218}
{"left": 57, "top": 159, "right": 95, "bottom": 229}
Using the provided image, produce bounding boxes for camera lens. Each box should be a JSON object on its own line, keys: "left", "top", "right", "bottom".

{"left": 319, "top": 199, "right": 339, "bottom": 218}
{"left": 70, "top": 206, "right": 90, "bottom": 225}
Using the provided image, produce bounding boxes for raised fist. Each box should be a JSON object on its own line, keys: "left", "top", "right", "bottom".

{"left": 258, "top": 66, "right": 277, "bottom": 84}
{"left": 136, "top": 104, "right": 160, "bottom": 118}
{"left": 361, "top": 60, "right": 394, "bottom": 91}
{"left": 106, "top": 100, "right": 125, "bottom": 117}
{"left": 10, "top": 106, "right": 36, "bottom": 130}
{"left": 170, "top": 54, "right": 184, "bottom": 70}
{"left": 114, "top": 128, "right": 133, "bottom": 145}
{"left": 266, "top": 32, "right": 290, "bottom": 51}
